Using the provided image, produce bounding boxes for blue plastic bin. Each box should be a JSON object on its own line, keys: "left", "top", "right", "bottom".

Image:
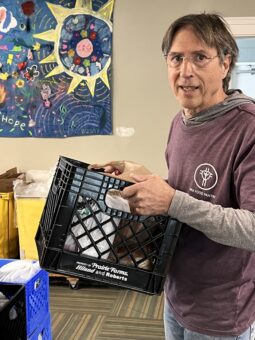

{"left": 28, "top": 312, "right": 52, "bottom": 340}
{"left": 0, "top": 259, "right": 50, "bottom": 337}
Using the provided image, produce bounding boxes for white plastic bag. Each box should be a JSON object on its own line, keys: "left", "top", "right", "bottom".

{"left": 64, "top": 190, "right": 130, "bottom": 259}
{"left": 0, "top": 260, "right": 40, "bottom": 283}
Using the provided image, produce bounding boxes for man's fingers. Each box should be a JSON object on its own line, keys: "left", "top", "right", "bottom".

{"left": 121, "top": 184, "right": 138, "bottom": 199}
{"left": 129, "top": 174, "right": 151, "bottom": 182}
{"left": 89, "top": 164, "right": 120, "bottom": 174}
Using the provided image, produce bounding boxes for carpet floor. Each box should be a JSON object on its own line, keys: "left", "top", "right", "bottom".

{"left": 49, "top": 278, "right": 165, "bottom": 340}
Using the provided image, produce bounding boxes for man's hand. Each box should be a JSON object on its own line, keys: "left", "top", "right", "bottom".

{"left": 89, "top": 161, "right": 151, "bottom": 182}
{"left": 89, "top": 161, "right": 124, "bottom": 175}
{"left": 121, "top": 174, "right": 175, "bottom": 216}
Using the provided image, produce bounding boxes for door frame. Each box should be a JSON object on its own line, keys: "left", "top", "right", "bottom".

{"left": 225, "top": 17, "right": 255, "bottom": 95}
{"left": 225, "top": 17, "right": 255, "bottom": 36}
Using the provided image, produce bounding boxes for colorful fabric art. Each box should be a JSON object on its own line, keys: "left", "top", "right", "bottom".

{"left": 0, "top": 0, "right": 114, "bottom": 137}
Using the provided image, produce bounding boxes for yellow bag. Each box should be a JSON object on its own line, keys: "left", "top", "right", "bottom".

{"left": 0, "top": 192, "right": 19, "bottom": 258}
{"left": 15, "top": 198, "right": 46, "bottom": 260}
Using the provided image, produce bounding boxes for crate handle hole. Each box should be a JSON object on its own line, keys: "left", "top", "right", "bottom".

{"left": 34, "top": 278, "right": 41, "bottom": 290}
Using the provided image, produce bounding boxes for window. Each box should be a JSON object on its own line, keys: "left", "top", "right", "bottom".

{"left": 225, "top": 17, "right": 255, "bottom": 97}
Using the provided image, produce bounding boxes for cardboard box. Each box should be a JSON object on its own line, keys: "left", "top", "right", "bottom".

{"left": 0, "top": 168, "right": 23, "bottom": 193}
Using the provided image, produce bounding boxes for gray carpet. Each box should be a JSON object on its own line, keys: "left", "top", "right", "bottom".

{"left": 49, "top": 279, "right": 165, "bottom": 340}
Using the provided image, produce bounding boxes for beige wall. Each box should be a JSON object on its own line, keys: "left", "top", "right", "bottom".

{"left": 1, "top": 0, "right": 255, "bottom": 177}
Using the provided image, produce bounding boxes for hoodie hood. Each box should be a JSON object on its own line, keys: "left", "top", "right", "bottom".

{"left": 182, "top": 89, "right": 255, "bottom": 126}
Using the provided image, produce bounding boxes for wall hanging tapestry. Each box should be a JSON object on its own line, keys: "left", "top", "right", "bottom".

{"left": 0, "top": 0, "right": 114, "bottom": 137}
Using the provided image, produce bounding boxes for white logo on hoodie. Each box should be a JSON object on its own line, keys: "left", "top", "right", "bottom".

{"left": 194, "top": 163, "right": 218, "bottom": 191}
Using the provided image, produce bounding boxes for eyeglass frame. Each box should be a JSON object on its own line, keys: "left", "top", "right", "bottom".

{"left": 163, "top": 53, "right": 219, "bottom": 69}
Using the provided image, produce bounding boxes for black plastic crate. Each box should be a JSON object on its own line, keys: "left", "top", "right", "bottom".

{"left": 36, "top": 156, "right": 182, "bottom": 295}
{"left": 0, "top": 283, "right": 26, "bottom": 340}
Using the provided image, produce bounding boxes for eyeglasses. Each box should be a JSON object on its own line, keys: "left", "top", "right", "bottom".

{"left": 164, "top": 53, "right": 219, "bottom": 68}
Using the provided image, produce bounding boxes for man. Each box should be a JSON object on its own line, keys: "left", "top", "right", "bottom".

{"left": 93, "top": 13, "right": 255, "bottom": 339}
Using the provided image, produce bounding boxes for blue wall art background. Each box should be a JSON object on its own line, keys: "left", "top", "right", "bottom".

{"left": 0, "top": 0, "right": 114, "bottom": 137}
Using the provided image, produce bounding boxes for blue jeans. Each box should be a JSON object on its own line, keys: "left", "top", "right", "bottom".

{"left": 164, "top": 298, "right": 255, "bottom": 340}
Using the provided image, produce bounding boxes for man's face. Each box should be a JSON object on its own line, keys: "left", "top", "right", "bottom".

{"left": 167, "top": 26, "right": 231, "bottom": 117}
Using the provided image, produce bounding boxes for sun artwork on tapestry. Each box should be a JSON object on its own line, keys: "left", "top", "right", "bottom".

{"left": 0, "top": 0, "right": 114, "bottom": 137}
